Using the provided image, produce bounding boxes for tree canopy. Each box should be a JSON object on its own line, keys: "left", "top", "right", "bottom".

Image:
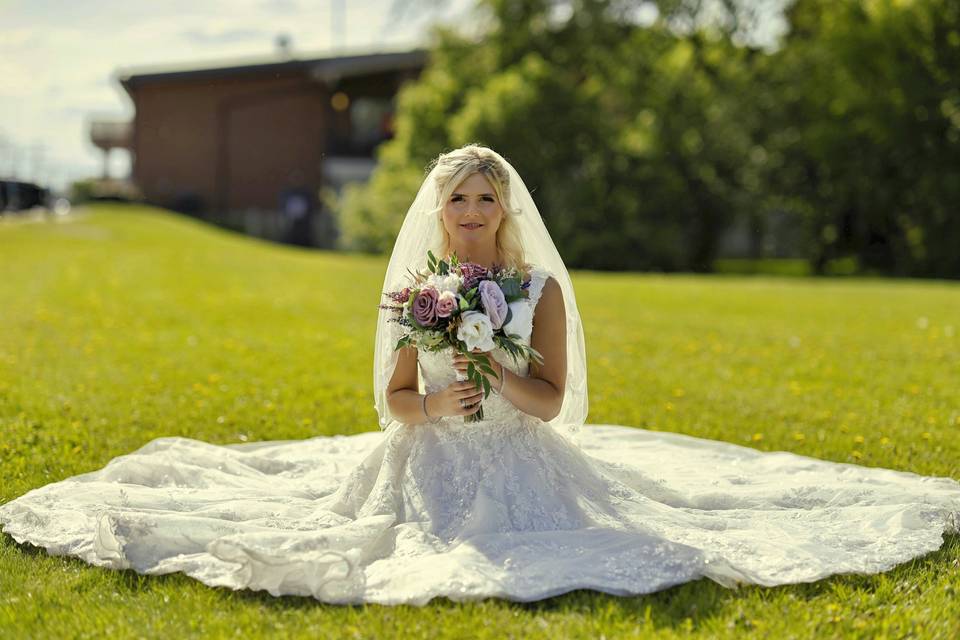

{"left": 335, "top": 0, "right": 960, "bottom": 278}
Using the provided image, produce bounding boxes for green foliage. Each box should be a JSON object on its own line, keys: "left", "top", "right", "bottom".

{"left": 334, "top": 0, "right": 960, "bottom": 278}
{"left": 498, "top": 275, "right": 522, "bottom": 301}
{"left": 2, "top": 204, "right": 959, "bottom": 638}
{"left": 763, "top": 0, "right": 960, "bottom": 277}
{"left": 68, "top": 178, "right": 98, "bottom": 203}
{"left": 334, "top": 0, "right": 769, "bottom": 272}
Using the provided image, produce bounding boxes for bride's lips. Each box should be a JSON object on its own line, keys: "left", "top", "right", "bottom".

{"left": 460, "top": 223, "right": 484, "bottom": 230}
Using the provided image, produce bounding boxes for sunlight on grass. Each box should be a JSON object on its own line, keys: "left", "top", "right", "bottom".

{"left": 1, "top": 203, "right": 958, "bottom": 638}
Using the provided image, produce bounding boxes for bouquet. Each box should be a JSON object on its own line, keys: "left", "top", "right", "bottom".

{"left": 379, "top": 250, "right": 544, "bottom": 423}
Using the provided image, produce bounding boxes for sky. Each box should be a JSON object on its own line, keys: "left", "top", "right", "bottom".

{"left": 0, "top": 0, "right": 474, "bottom": 192}
{"left": 0, "top": 0, "right": 784, "bottom": 193}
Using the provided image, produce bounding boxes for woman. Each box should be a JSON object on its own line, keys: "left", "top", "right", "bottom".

{"left": 1, "top": 144, "right": 958, "bottom": 605}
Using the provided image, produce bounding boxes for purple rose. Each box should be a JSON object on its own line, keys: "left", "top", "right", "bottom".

{"left": 479, "top": 280, "right": 508, "bottom": 330}
{"left": 412, "top": 287, "right": 439, "bottom": 327}
{"left": 436, "top": 291, "right": 457, "bottom": 318}
{"left": 458, "top": 262, "right": 489, "bottom": 290}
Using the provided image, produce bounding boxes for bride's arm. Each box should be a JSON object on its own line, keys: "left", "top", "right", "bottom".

{"left": 390, "top": 346, "right": 489, "bottom": 424}
{"left": 498, "top": 277, "right": 567, "bottom": 422}
{"left": 385, "top": 346, "right": 434, "bottom": 425}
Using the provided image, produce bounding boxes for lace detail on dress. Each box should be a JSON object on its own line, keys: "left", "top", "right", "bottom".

{"left": 4, "top": 421, "right": 958, "bottom": 605}
{"left": 525, "top": 264, "right": 552, "bottom": 309}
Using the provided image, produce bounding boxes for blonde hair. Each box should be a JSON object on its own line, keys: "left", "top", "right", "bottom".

{"left": 425, "top": 143, "right": 529, "bottom": 276}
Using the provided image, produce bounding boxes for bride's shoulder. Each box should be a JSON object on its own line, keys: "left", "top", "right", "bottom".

{"left": 518, "top": 262, "right": 553, "bottom": 282}
{"left": 518, "top": 263, "right": 560, "bottom": 306}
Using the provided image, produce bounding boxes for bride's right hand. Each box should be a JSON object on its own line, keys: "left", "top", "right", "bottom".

{"left": 427, "top": 380, "right": 485, "bottom": 418}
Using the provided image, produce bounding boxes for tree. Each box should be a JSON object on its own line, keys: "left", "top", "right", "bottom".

{"left": 336, "top": 0, "right": 764, "bottom": 271}
{"left": 766, "top": 0, "right": 960, "bottom": 277}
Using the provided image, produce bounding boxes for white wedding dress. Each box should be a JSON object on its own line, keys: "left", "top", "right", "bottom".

{"left": 1, "top": 266, "right": 958, "bottom": 605}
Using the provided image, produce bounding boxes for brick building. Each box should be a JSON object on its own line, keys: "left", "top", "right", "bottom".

{"left": 92, "top": 48, "right": 426, "bottom": 247}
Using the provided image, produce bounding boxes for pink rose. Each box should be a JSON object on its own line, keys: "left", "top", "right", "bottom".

{"left": 436, "top": 291, "right": 458, "bottom": 318}
{"left": 458, "top": 262, "right": 489, "bottom": 290}
{"left": 412, "top": 287, "right": 439, "bottom": 327}
{"left": 479, "top": 280, "right": 508, "bottom": 330}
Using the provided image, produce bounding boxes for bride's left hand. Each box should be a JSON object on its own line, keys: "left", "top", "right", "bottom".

{"left": 453, "top": 348, "right": 504, "bottom": 391}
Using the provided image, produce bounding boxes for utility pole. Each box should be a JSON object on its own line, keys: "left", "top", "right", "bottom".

{"left": 332, "top": 0, "right": 345, "bottom": 51}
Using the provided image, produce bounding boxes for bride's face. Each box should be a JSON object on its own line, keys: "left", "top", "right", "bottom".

{"left": 441, "top": 172, "right": 504, "bottom": 246}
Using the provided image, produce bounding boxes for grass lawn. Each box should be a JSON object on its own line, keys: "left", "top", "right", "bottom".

{"left": 1, "top": 203, "right": 958, "bottom": 638}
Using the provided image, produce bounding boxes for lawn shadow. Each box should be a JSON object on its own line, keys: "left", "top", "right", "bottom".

{"left": 4, "top": 529, "right": 959, "bottom": 632}
{"left": 2, "top": 533, "right": 47, "bottom": 557}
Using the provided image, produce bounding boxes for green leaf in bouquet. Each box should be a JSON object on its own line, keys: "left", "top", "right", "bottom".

{"left": 525, "top": 344, "right": 546, "bottom": 366}
{"left": 467, "top": 361, "right": 475, "bottom": 379}
{"left": 459, "top": 296, "right": 470, "bottom": 312}
{"left": 502, "top": 306, "right": 513, "bottom": 327}
{"left": 499, "top": 276, "right": 522, "bottom": 301}
{"left": 481, "top": 375, "right": 491, "bottom": 398}
{"left": 476, "top": 356, "right": 497, "bottom": 376}
{"left": 499, "top": 340, "right": 524, "bottom": 366}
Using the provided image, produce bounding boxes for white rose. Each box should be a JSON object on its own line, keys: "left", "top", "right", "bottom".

{"left": 457, "top": 311, "right": 496, "bottom": 352}
{"left": 427, "top": 272, "right": 462, "bottom": 296}
{"left": 502, "top": 301, "right": 533, "bottom": 341}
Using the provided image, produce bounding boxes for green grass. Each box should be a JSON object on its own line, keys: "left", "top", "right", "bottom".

{"left": 1, "top": 203, "right": 959, "bottom": 639}
{"left": 712, "top": 256, "right": 862, "bottom": 277}
{"left": 714, "top": 257, "right": 814, "bottom": 276}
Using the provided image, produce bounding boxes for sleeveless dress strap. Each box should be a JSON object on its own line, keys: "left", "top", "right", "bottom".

{"left": 526, "top": 265, "right": 552, "bottom": 308}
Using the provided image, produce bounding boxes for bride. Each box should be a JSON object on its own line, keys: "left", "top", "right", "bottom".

{"left": 1, "top": 144, "right": 958, "bottom": 605}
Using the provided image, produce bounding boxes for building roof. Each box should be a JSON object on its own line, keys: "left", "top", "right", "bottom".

{"left": 116, "top": 47, "right": 428, "bottom": 93}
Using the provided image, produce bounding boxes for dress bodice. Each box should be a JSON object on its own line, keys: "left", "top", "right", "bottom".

{"left": 415, "top": 264, "right": 552, "bottom": 427}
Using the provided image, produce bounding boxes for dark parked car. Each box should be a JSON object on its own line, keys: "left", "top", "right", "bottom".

{"left": 0, "top": 180, "right": 50, "bottom": 212}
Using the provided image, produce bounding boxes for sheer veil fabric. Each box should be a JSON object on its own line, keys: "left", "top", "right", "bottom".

{"left": 1, "top": 147, "right": 959, "bottom": 606}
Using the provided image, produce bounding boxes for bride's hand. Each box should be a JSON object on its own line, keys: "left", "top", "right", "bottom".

{"left": 453, "top": 348, "right": 504, "bottom": 391}
{"left": 429, "top": 380, "right": 485, "bottom": 417}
